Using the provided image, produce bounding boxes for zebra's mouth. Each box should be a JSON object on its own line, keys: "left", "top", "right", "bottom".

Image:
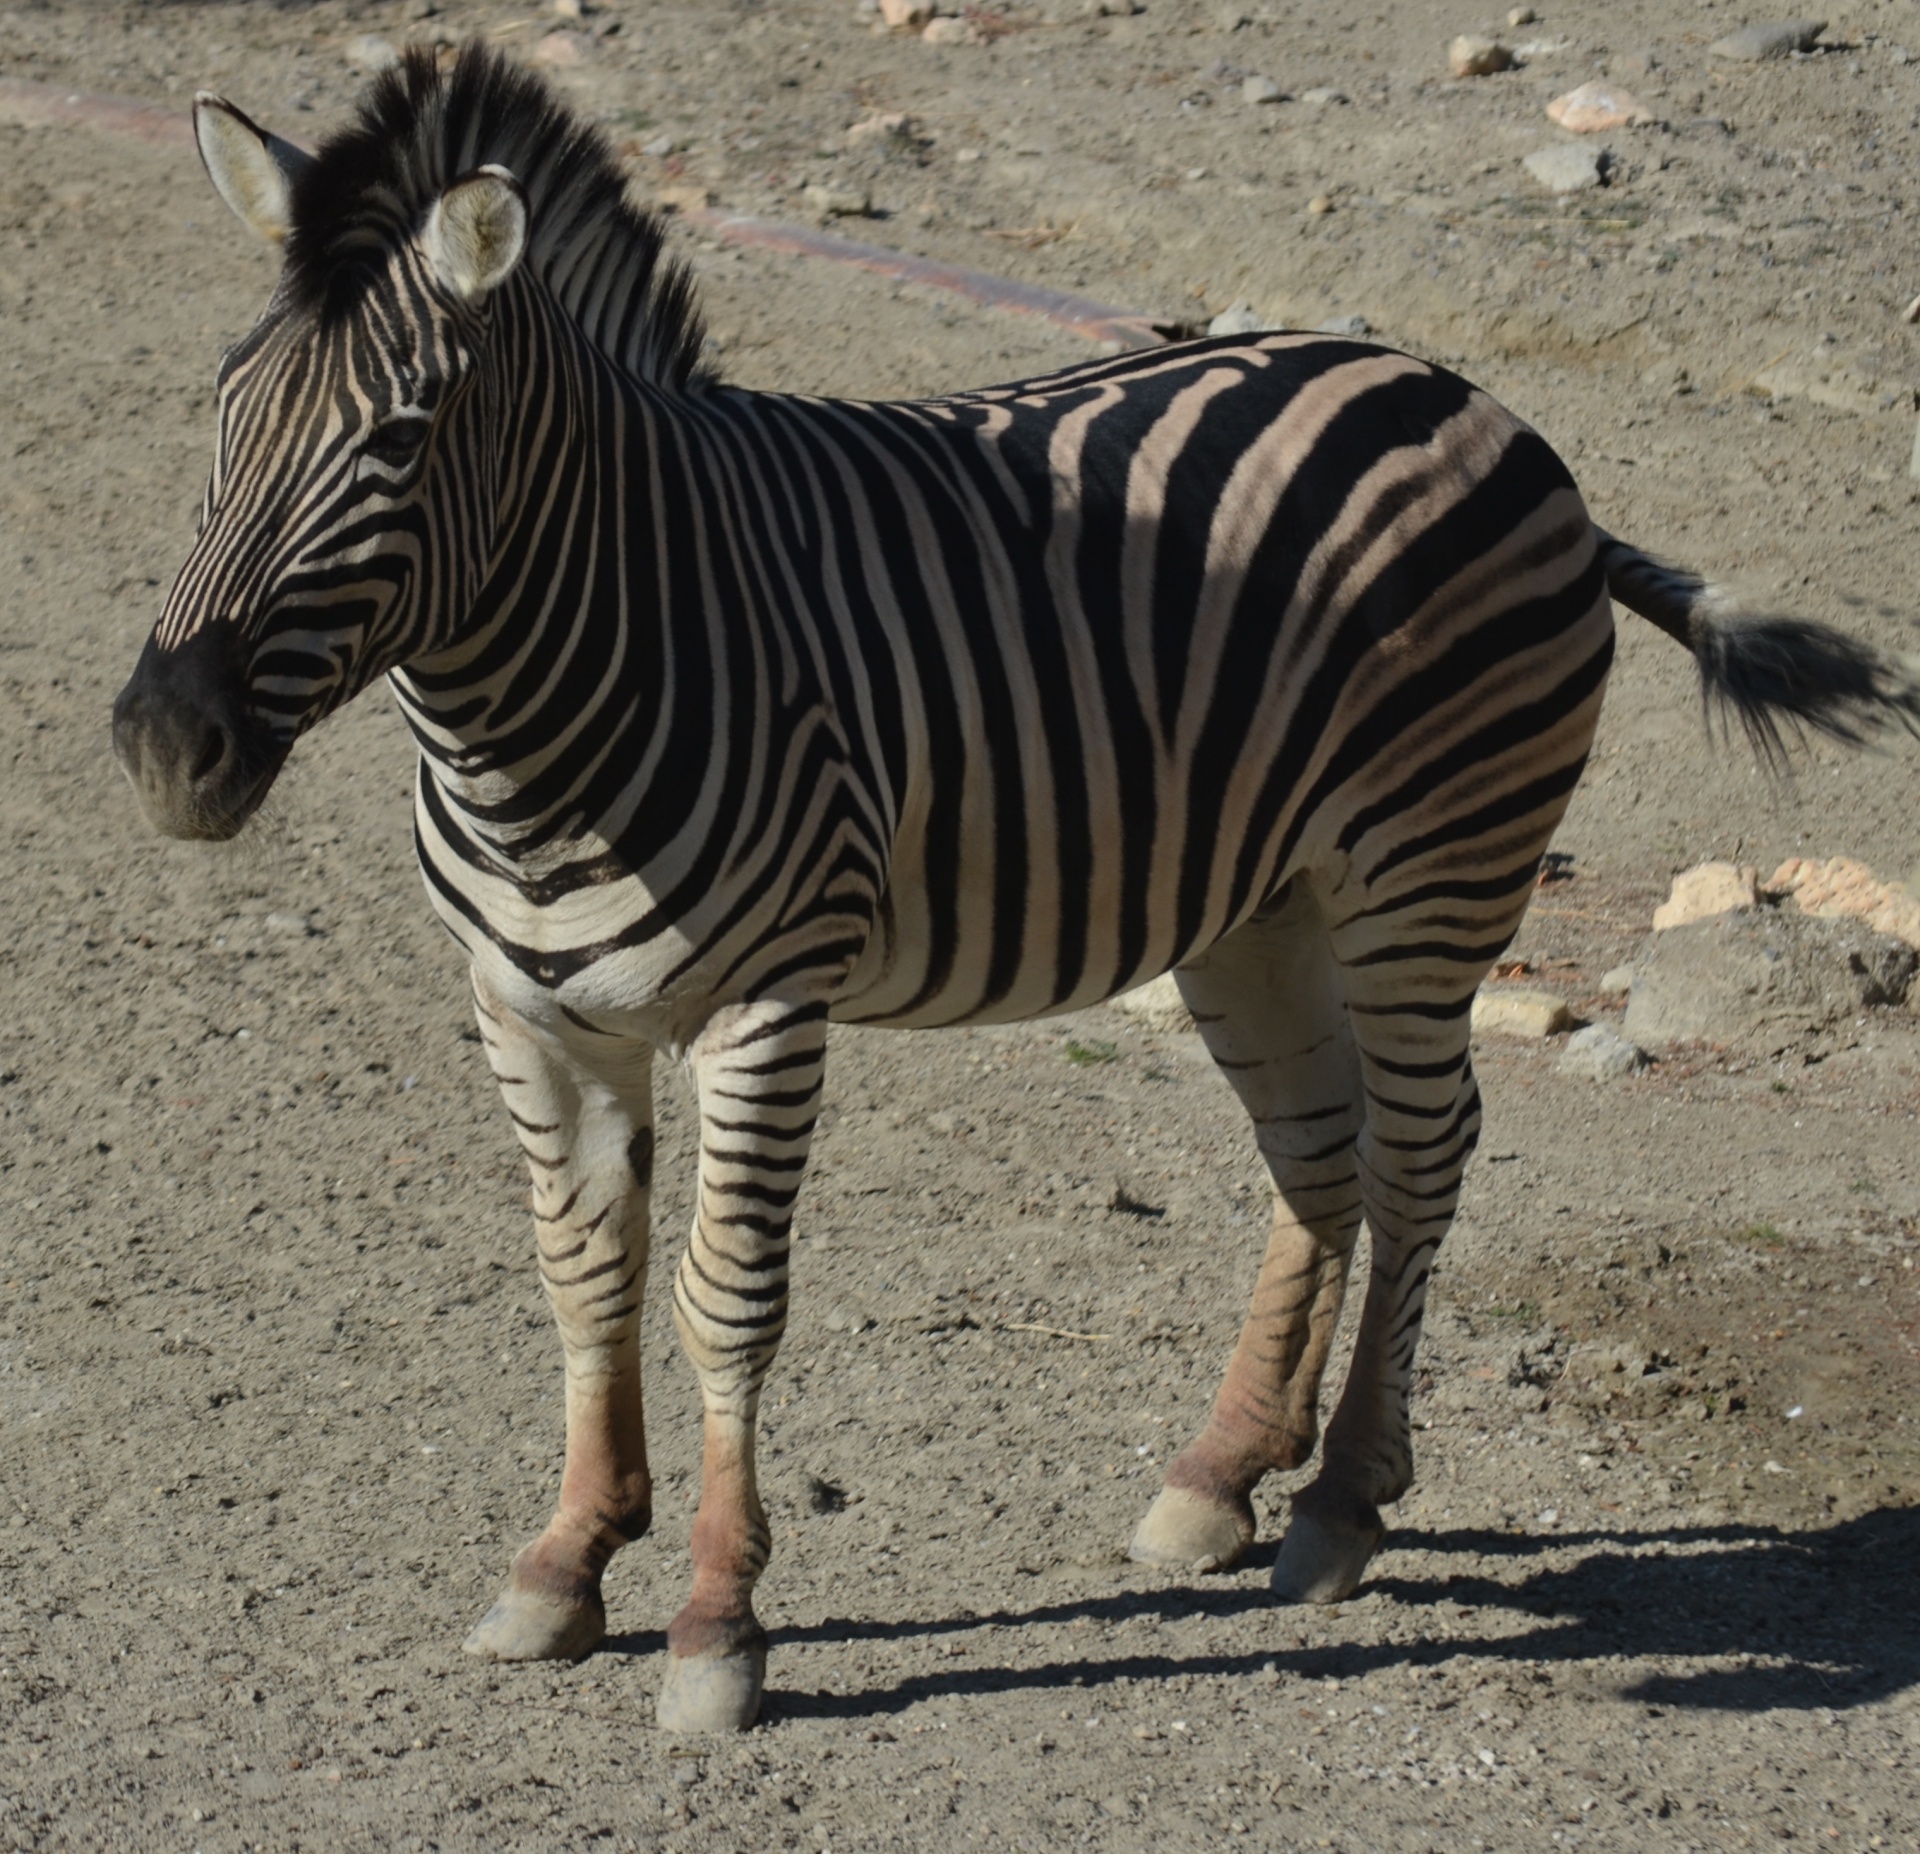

{"left": 111, "top": 630, "right": 289, "bottom": 842}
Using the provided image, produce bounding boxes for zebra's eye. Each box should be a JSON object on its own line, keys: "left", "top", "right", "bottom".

{"left": 363, "top": 414, "right": 431, "bottom": 468}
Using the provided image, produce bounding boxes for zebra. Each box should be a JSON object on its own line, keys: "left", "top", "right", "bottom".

{"left": 110, "top": 47, "right": 1918, "bottom": 1734}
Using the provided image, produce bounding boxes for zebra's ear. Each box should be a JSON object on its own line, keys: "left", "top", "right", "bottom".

{"left": 193, "top": 93, "right": 312, "bottom": 244}
{"left": 422, "top": 166, "right": 529, "bottom": 305}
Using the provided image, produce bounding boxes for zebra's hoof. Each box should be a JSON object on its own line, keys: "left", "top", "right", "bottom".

{"left": 462, "top": 1587, "right": 604, "bottom": 1663}
{"left": 1270, "top": 1494, "right": 1384, "bottom": 1605}
{"left": 656, "top": 1644, "right": 765, "bottom": 1733}
{"left": 1127, "top": 1485, "right": 1255, "bottom": 1571}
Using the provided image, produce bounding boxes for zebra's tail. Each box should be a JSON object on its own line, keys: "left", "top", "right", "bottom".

{"left": 1594, "top": 526, "right": 1920, "bottom": 764}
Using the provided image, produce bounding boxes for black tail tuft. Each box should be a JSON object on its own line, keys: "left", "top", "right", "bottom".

{"left": 1594, "top": 528, "right": 1920, "bottom": 767}
{"left": 1692, "top": 614, "right": 1920, "bottom": 768}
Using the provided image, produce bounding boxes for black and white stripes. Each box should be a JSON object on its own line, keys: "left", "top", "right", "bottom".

{"left": 111, "top": 45, "right": 1920, "bottom": 1734}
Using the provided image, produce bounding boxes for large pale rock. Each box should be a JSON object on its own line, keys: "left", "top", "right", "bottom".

{"left": 1111, "top": 973, "right": 1196, "bottom": 1034}
{"left": 1652, "top": 861, "right": 1759, "bottom": 931}
{"left": 1471, "top": 987, "right": 1572, "bottom": 1039}
{"left": 1623, "top": 909, "right": 1917, "bottom": 1051}
{"left": 1546, "top": 82, "right": 1653, "bottom": 133}
{"left": 1769, "top": 856, "right": 1920, "bottom": 952}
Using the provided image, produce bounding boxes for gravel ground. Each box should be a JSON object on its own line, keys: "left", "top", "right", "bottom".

{"left": 2, "top": 3, "right": 1918, "bottom": 1849}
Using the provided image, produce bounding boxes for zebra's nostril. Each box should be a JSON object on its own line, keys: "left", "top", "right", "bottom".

{"left": 189, "top": 725, "right": 231, "bottom": 787}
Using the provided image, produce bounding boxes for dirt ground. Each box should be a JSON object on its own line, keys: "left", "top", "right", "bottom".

{"left": 3, "top": 1, "right": 1920, "bottom": 1848}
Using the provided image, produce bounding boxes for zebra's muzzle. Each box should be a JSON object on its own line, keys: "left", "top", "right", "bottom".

{"left": 111, "top": 629, "right": 284, "bottom": 841}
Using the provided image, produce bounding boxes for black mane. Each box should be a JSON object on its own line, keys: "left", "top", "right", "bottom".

{"left": 283, "top": 43, "right": 710, "bottom": 391}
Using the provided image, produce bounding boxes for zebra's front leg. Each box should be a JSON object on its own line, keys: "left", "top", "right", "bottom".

{"left": 463, "top": 979, "right": 655, "bottom": 1664}
{"left": 656, "top": 1002, "right": 824, "bottom": 1734}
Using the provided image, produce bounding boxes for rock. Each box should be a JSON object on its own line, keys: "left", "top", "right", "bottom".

{"left": 847, "top": 112, "right": 916, "bottom": 148}
{"left": 1709, "top": 20, "right": 1826, "bottom": 61}
{"left": 1600, "top": 964, "right": 1635, "bottom": 996}
{"left": 264, "top": 912, "right": 312, "bottom": 937}
{"left": 879, "top": 0, "right": 933, "bottom": 24}
{"left": 1471, "top": 987, "right": 1573, "bottom": 1039}
{"left": 1546, "top": 82, "right": 1654, "bottom": 132}
{"left": 1111, "top": 973, "right": 1196, "bottom": 1034}
{"left": 640, "top": 133, "right": 676, "bottom": 158}
{"left": 1770, "top": 856, "right": 1920, "bottom": 951}
{"left": 1313, "top": 313, "right": 1370, "bottom": 336}
{"left": 553, "top": 0, "right": 586, "bottom": 19}
{"left": 805, "top": 183, "right": 873, "bottom": 217}
{"left": 343, "top": 33, "right": 400, "bottom": 74}
{"left": 1243, "top": 75, "right": 1284, "bottom": 104}
{"left": 923, "top": 16, "right": 973, "bottom": 42}
{"left": 532, "top": 30, "right": 590, "bottom": 67}
{"left": 1299, "top": 86, "right": 1349, "bottom": 106}
{"left": 1558, "top": 1023, "right": 1648, "bottom": 1082}
{"left": 1449, "top": 35, "right": 1514, "bottom": 77}
{"left": 1623, "top": 909, "right": 1918, "bottom": 1051}
{"left": 1652, "top": 861, "right": 1760, "bottom": 931}
{"left": 654, "top": 184, "right": 713, "bottom": 214}
{"left": 1522, "top": 144, "right": 1606, "bottom": 193}
{"left": 1208, "top": 301, "right": 1278, "bottom": 337}
{"left": 1508, "top": 5, "right": 1535, "bottom": 24}
{"left": 1306, "top": 193, "right": 1335, "bottom": 215}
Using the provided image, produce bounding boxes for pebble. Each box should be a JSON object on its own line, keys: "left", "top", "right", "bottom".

{"left": 1546, "top": 81, "right": 1653, "bottom": 133}
{"left": 1709, "top": 20, "right": 1826, "bottom": 61}
{"left": 553, "top": 0, "right": 586, "bottom": 19}
{"left": 264, "top": 912, "right": 312, "bottom": 937}
{"left": 641, "top": 133, "right": 676, "bottom": 158}
{"left": 847, "top": 112, "right": 915, "bottom": 148}
{"left": 878, "top": 0, "right": 933, "bottom": 25}
{"left": 343, "top": 33, "right": 400, "bottom": 74}
{"left": 1600, "top": 964, "right": 1635, "bottom": 996}
{"left": 1471, "top": 987, "right": 1573, "bottom": 1039}
{"left": 1307, "top": 193, "right": 1335, "bottom": 215}
{"left": 1313, "top": 313, "right": 1371, "bottom": 336}
{"left": 1299, "top": 86, "right": 1349, "bottom": 106}
{"left": 1521, "top": 144, "right": 1606, "bottom": 193}
{"left": 806, "top": 183, "right": 873, "bottom": 218}
{"left": 532, "top": 30, "right": 590, "bottom": 68}
{"left": 923, "top": 17, "right": 972, "bottom": 43}
{"left": 1507, "top": 5, "right": 1535, "bottom": 23}
{"left": 1652, "top": 861, "right": 1759, "bottom": 931}
{"left": 1449, "top": 35, "right": 1514, "bottom": 78}
{"left": 1557, "top": 1023, "right": 1648, "bottom": 1082}
{"left": 1243, "top": 75, "right": 1284, "bottom": 104}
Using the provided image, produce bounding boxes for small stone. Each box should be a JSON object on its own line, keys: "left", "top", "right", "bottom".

{"left": 1904, "top": 294, "right": 1920, "bottom": 325}
{"left": 1111, "top": 971, "right": 1197, "bottom": 1032}
{"left": 1207, "top": 300, "right": 1277, "bottom": 337}
{"left": 1299, "top": 86, "right": 1348, "bottom": 106}
{"left": 1652, "top": 861, "right": 1759, "bottom": 931}
{"left": 1507, "top": 5, "right": 1535, "bottom": 23}
{"left": 1471, "top": 987, "right": 1573, "bottom": 1039}
{"left": 1313, "top": 312, "right": 1370, "bottom": 336}
{"left": 1306, "top": 193, "right": 1335, "bottom": 215}
{"left": 1243, "top": 74, "right": 1284, "bottom": 104}
{"left": 264, "top": 912, "right": 311, "bottom": 937}
{"left": 1599, "top": 964, "right": 1635, "bottom": 995}
{"left": 640, "top": 133, "right": 677, "bottom": 158}
{"left": 343, "top": 33, "right": 400, "bottom": 74}
{"left": 1521, "top": 144, "right": 1606, "bottom": 193}
{"left": 878, "top": 0, "right": 933, "bottom": 24}
{"left": 923, "top": 16, "right": 973, "bottom": 43}
{"left": 532, "top": 30, "right": 590, "bottom": 67}
{"left": 654, "top": 183, "right": 713, "bottom": 214}
{"left": 553, "top": 0, "right": 586, "bottom": 19}
{"left": 1558, "top": 1023, "right": 1648, "bottom": 1082}
{"left": 805, "top": 183, "right": 873, "bottom": 217}
{"left": 1449, "top": 35, "right": 1514, "bottom": 77}
{"left": 1709, "top": 20, "right": 1826, "bottom": 61}
{"left": 847, "top": 111, "right": 915, "bottom": 147}
{"left": 1546, "top": 81, "right": 1653, "bottom": 133}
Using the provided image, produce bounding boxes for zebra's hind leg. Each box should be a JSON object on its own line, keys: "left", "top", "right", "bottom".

{"left": 656, "top": 1002, "right": 825, "bottom": 1734}
{"left": 1130, "top": 881, "right": 1366, "bottom": 1573}
{"left": 462, "top": 980, "right": 656, "bottom": 1664}
{"left": 1268, "top": 957, "right": 1485, "bottom": 1606}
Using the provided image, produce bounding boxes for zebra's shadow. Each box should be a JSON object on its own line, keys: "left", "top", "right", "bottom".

{"left": 602, "top": 1505, "right": 1920, "bottom": 1721}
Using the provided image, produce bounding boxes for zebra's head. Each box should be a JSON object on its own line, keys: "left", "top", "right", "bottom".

{"left": 113, "top": 48, "right": 707, "bottom": 842}
{"left": 112, "top": 80, "right": 532, "bottom": 840}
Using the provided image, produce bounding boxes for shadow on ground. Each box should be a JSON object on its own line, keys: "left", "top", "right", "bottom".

{"left": 607, "top": 1505, "right": 1918, "bottom": 1722}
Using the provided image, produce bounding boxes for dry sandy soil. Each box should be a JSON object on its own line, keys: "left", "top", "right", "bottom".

{"left": 3, "top": 0, "right": 1920, "bottom": 1848}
